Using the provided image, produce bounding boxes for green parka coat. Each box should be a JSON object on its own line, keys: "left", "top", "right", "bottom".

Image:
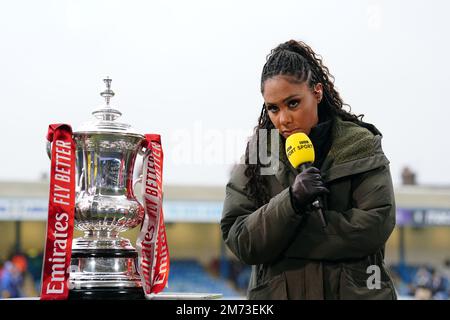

{"left": 221, "top": 116, "right": 397, "bottom": 300}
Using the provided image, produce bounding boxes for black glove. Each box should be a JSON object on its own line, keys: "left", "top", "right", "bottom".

{"left": 290, "top": 166, "right": 329, "bottom": 213}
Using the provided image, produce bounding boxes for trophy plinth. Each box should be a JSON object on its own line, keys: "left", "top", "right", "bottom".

{"left": 67, "top": 78, "right": 146, "bottom": 299}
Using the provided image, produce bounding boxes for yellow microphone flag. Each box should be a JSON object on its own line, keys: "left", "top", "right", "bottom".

{"left": 285, "top": 132, "right": 315, "bottom": 168}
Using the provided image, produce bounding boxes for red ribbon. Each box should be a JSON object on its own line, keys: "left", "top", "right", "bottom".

{"left": 136, "top": 134, "right": 170, "bottom": 295}
{"left": 40, "top": 124, "right": 76, "bottom": 300}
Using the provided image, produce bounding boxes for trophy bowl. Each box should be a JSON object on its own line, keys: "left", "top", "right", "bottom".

{"left": 73, "top": 132, "right": 145, "bottom": 239}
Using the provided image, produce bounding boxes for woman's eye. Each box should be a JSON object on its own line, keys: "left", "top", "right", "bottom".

{"left": 266, "top": 105, "right": 278, "bottom": 113}
{"left": 288, "top": 100, "right": 299, "bottom": 108}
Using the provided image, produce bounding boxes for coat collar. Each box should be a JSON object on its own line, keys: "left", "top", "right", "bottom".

{"left": 271, "top": 117, "right": 389, "bottom": 188}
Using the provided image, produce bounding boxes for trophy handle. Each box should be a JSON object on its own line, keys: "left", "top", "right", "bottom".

{"left": 46, "top": 140, "right": 52, "bottom": 159}
{"left": 77, "top": 167, "right": 85, "bottom": 190}
{"left": 133, "top": 143, "right": 147, "bottom": 200}
{"left": 133, "top": 174, "right": 143, "bottom": 191}
{"left": 138, "top": 144, "right": 147, "bottom": 156}
{"left": 132, "top": 173, "right": 145, "bottom": 207}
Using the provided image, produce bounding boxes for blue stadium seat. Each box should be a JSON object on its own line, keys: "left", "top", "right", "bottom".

{"left": 163, "top": 259, "right": 242, "bottom": 298}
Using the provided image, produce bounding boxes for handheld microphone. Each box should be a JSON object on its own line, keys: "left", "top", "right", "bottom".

{"left": 285, "top": 132, "right": 327, "bottom": 228}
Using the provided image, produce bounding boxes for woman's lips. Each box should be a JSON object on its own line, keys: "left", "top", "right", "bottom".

{"left": 281, "top": 129, "right": 302, "bottom": 137}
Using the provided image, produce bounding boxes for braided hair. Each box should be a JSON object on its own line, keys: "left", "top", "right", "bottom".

{"left": 244, "top": 40, "right": 364, "bottom": 207}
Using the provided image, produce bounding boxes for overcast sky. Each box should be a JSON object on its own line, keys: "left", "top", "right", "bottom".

{"left": 0, "top": 0, "right": 449, "bottom": 187}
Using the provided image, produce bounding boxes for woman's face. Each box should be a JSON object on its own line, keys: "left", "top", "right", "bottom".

{"left": 262, "top": 75, "right": 323, "bottom": 138}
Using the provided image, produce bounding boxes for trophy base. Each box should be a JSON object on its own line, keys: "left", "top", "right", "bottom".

{"left": 69, "top": 287, "right": 145, "bottom": 300}
{"left": 69, "top": 244, "right": 144, "bottom": 300}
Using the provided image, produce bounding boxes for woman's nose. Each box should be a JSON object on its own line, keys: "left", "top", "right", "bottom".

{"left": 279, "top": 110, "right": 293, "bottom": 127}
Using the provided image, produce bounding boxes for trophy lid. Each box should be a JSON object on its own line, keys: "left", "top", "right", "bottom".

{"left": 74, "top": 77, "right": 144, "bottom": 138}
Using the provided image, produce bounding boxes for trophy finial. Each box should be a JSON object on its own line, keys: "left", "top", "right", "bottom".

{"left": 93, "top": 76, "right": 121, "bottom": 121}
{"left": 100, "top": 76, "right": 115, "bottom": 106}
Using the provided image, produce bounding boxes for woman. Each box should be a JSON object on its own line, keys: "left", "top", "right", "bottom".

{"left": 221, "top": 40, "right": 397, "bottom": 300}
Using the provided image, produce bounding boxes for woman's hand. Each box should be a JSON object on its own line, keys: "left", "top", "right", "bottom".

{"left": 290, "top": 166, "right": 329, "bottom": 211}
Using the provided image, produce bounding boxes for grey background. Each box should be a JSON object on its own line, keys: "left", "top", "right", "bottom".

{"left": 0, "top": 0, "right": 448, "bottom": 186}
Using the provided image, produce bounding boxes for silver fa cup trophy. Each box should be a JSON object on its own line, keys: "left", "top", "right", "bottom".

{"left": 47, "top": 78, "right": 146, "bottom": 299}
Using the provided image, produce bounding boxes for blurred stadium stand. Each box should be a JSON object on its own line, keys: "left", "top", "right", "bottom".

{"left": 164, "top": 259, "right": 242, "bottom": 298}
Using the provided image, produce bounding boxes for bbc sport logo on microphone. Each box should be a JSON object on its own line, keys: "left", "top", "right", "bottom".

{"left": 297, "top": 139, "right": 313, "bottom": 150}
{"left": 286, "top": 133, "right": 315, "bottom": 168}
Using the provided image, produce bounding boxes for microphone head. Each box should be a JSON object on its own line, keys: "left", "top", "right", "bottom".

{"left": 285, "top": 132, "right": 315, "bottom": 168}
